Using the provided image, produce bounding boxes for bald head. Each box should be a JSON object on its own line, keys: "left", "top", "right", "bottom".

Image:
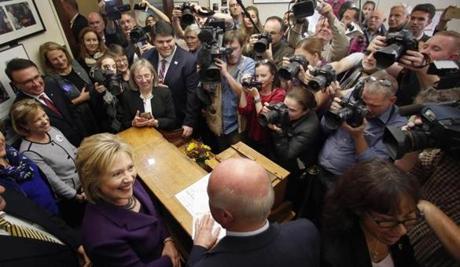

{"left": 208, "top": 158, "right": 274, "bottom": 229}
{"left": 367, "top": 9, "right": 385, "bottom": 32}
{"left": 88, "top": 12, "right": 105, "bottom": 36}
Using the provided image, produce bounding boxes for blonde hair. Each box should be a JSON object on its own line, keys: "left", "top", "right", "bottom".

{"left": 128, "top": 58, "right": 158, "bottom": 91}
{"left": 38, "top": 42, "right": 72, "bottom": 75}
{"left": 76, "top": 133, "right": 133, "bottom": 203}
{"left": 10, "top": 99, "right": 44, "bottom": 136}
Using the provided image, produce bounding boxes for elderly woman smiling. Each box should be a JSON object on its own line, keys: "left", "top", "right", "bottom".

{"left": 121, "top": 59, "right": 176, "bottom": 130}
{"left": 76, "top": 133, "right": 181, "bottom": 267}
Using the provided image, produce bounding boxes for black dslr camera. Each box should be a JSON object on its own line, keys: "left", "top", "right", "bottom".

{"left": 308, "top": 64, "right": 337, "bottom": 91}
{"left": 258, "top": 103, "right": 290, "bottom": 128}
{"left": 323, "top": 82, "right": 368, "bottom": 131}
{"left": 254, "top": 32, "right": 272, "bottom": 53}
{"left": 104, "top": 0, "right": 131, "bottom": 20}
{"left": 91, "top": 69, "right": 123, "bottom": 96}
{"left": 241, "top": 74, "right": 262, "bottom": 90}
{"left": 180, "top": 2, "right": 195, "bottom": 26}
{"left": 374, "top": 29, "right": 418, "bottom": 69}
{"left": 383, "top": 101, "right": 460, "bottom": 159}
{"left": 130, "top": 26, "right": 149, "bottom": 46}
{"left": 278, "top": 55, "right": 309, "bottom": 80}
{"left": 292, "top": 0, "right": 317, "bottom": 19}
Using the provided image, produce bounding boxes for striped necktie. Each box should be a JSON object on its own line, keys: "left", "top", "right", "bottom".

{"left": 158, "top": 59, "right": 167, "bottom": 82}
{"left": 0, "top": 216, "right": 58, "bottom": 244}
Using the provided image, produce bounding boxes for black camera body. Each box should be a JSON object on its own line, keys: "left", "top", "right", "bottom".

{"left": 201, "top": 47, "right": 233, "bottom": 82}
{"left": 104, "top": 0, "right": 131, "bottom": 20}
{"left": 254, "top": 32, "right": 272, "bottom": 54}
{"left": 292, "top": 0, "right": 317, "bottom": 19}
{"left": 241, "top": 74, "right": 262, "bottom": 90}
{"left": 427, "top": 60, "right": 460, "bottom": 89}
{"left": 374, "top": 29, "right": 418, "bottom": 69}
{"left": 278, "top": 55, "right": 309, "bottom": 80}
{"left": 180, "top": 2, "right": 195, "bottom": 26}
{"left": 324, "top": 83, "right": 368, "bottom": 131}
{"left": 258, "top": 103, "right": 290, "bottom": 128}
{"left": 130, "top": 26, "right": 149, "bottom": 46}
{"left": 308, "top": 64, "right": 337, "bottom": 91}
{"left": 91, "top": 69, "right": 123, "bottom": 96}
{"left": 383, "top": 102, "right": 460, "bottom": 159}
{"left": 324, "top": 99, "right": 368, "bottom": 131}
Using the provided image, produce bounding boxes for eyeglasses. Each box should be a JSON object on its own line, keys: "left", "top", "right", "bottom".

{"left": 16, "top": 74, "right": 42, "bottom": 86}
{"left": 368, "top": 210, "right": 423, "bottom": 229}
{"left": 134, "top": 73, "right": 152, "bottom": 81}
{"left": 365, "top": 76, "right": 392, "bottom": 88}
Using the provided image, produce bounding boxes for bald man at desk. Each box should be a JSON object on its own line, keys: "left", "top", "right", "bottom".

{"left": 188, "top": 158, "right": 320, "bottom": 267}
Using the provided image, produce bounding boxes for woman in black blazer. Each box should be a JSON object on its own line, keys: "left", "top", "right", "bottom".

{"left": 121, "top": 59, "right": 176, "bottom": 130}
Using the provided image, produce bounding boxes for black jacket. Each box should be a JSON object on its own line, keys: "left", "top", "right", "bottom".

{"left": 0, "top": 187, "right": 80, "bottom": 266}
{"left": 321, "top": 222, "right": 419, "bottom": 267}
{"left": 272, "top": 111, "right": 320, "bottom": 172}
{"left": 14, "top": 77, "right": 83, "bottom": 146}
{"left": 121, "top": 86, "right": 177, "bottom": 130}
{"left": 143, "top": 46, "right": 200, "bottom": 128}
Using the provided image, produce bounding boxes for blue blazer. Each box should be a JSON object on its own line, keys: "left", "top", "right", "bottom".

{"left": 82, "top": 180, "right": 172, "bottom": 267}
{"left": 143, "top": 46, "right": 200, "bottom": 128}
{"left": 188, "top": 219, "right": 320, "bottom": 267}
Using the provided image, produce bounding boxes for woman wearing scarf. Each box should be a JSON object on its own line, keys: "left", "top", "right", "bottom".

{"left": 0, "top": 131, "right": 58, "bottom": 215}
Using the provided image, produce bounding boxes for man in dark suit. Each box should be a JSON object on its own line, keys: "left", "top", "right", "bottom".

{"left": 60, "top": 0, "right": 88, "bottom": 41}
{"left": 189, "top": 158, "right": 320, "bottom": 267}
{"left": 6, "top": 58, "right": 83, "bottom": 146}
{"left": 0, "top": 184, "right": 90, "bottom": 266}
{"left": 143, "top": 21, "right": 200, "bottom": 137}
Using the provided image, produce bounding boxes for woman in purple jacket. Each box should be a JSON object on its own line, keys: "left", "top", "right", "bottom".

{"left": 76, "top": 133, "right": 181, "bottom": 267}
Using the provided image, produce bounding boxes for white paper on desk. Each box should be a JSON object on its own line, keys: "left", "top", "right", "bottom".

{"left": 175, "top": 173, "right": 226, "bottom": 240}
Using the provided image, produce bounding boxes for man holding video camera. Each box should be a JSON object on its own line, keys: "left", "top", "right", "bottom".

{"left": 318, "top": 70, "right": 406, "bottom": 180}
{"left": 201, "top": 30, "right": 255, "bottom": 151}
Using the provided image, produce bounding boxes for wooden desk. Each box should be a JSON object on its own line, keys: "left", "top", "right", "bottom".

{"left": 118, "top": 127, "right": 207, "bottom": 236}
{"left": 206, "top": 142, "right": 290, "bottom": 208}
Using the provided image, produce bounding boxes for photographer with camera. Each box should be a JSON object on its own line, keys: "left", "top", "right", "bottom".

{"left": 248, "top": 16, "right": 293, "bottom": 68}
{"left": 318, "top": 70, "right": 406, "bottom": 180}
{"left": 387, "top": 87, "right": 460, "bottom": 266}
{"left": 313, "top": 0, "right": 349, "bottom": 62}
{"left": 238, "top": 60, "right": 286, "bottom": 156}
{"left": 201, "top": 30, "right": 255, "bottom": 151}
{"left": 267, "top": 87, "right": 319, "bottom": 209}
{"left": 90, "top": 53, "right": 127, "bottom": 133}
{"left": 370, "top": 30, "right": 460, "bottom": 106}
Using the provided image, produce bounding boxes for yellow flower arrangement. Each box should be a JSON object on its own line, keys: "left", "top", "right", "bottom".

{"left": 185, "top": 140, "right": 212, "bottom": 163}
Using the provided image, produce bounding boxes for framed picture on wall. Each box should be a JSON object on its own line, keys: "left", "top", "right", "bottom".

{"left": 0, "top": 0, "right": 45, "bottom": 47}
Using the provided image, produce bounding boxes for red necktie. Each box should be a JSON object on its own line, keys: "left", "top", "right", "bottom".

{"left": 39, "top": 95, "right": 62, "bottom": 117}
{"left": 158, "top": 59, "right": 167, "bottom": 82}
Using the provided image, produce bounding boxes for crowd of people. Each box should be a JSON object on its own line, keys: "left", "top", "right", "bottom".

{"left": 0, "top": 0, "right": 459, "bottom": 266}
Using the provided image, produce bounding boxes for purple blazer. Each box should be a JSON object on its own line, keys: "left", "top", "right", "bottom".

{"left": 82, "top": 179, "right": 172, "bottom": 267}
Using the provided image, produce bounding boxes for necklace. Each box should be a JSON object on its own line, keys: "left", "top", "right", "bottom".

{"left": 121, "top": 196, "right": 136, "bottom": 210}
